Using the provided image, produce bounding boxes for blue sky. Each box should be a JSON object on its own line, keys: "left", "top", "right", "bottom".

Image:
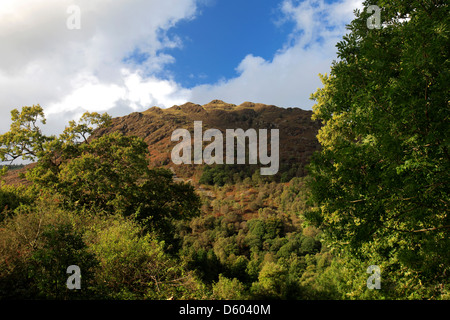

{"left": 0, "top": 0, "right": 363, "bottom": 134}
{"left": 163, "top": 0, "right": 296, "bottom": 87}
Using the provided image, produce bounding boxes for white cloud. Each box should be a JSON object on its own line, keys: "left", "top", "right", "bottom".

{"left": 123, "top": 71, "right": 191, "bottom": 109}
{"left": 45, "top": 72, "right": 127, "bottom": 116}
{"left": 0, "top": 0, "right": 364, "bottom": 138}
{"left": 0, "top": 0, "right": 198, "bottom": 133}
{"left": 189, "top": 0, "right": 363, "bottom": 108}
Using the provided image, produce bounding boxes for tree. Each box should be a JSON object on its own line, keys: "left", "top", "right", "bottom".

{"left": 250, "top": 262, "right": 288, "bottom": 299}
{"left": 0, "top": 105, "right": 111, "bottom": 164}
{"left": 0, "top": 197, "right": 204, "bottom": 300}
{"left": 0, "top": 106, "right": 201, "bottom": 241}
{"left": 88, "top": 215, "right": 203, "bottom": 299}
{"left": 307, "top": 0, "right": 449, "bottom": 298}
{"left": 29, "top": 223, "right": 97, "bottom": 299}
{"left": 212, "top": 274, "right": 246, "bottom": 300}
{"left": 0, "top": 201, "right": 98, "bottom": 299}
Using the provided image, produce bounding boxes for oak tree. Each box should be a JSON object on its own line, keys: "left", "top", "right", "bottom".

{"left": 308, "top": 0, "right": 449, "bottom": 298}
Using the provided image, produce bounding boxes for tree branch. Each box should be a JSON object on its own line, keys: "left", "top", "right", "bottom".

{"left": 411, "top": 225, "right": 450, "bottom": 233}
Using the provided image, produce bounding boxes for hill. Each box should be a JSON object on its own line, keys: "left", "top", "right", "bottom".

{"left": 91, "top": 100, "right": 321, "bottom": 181}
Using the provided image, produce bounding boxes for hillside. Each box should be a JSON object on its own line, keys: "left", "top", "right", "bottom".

{"left": 2, "top": 0, "right": 448, "bottom": 301}
{"left": 91, "top": 100, "right": 321, "bottom": 180}
{"left": 2, "top": 100, "right": 320, "bottom": 186}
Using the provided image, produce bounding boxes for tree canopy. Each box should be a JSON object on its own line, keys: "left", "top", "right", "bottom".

{"left": 0, "top": 106, "right": 200, "bottom": 241}
{"left": 307, "top": 0, "right": 449, "bottom": 298}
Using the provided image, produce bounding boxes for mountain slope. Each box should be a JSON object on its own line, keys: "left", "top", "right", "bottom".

{"left": 91, "top": 100, "right": 321, "bottom": 180}
{"left": 2, "top": 100, "right": 321, "bottom": 185}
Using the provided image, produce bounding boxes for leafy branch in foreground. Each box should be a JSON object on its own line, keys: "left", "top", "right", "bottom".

{"left": 307, "top": 0, "right": 449, "bottom": 298}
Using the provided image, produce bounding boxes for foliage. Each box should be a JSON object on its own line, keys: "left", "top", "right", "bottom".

{"left": 308, "top": 0, "right": 449, "bottom": 299}
{"left": 0, "top": 199, "right": 97, "bottom": 299}
{"left": 250, "top": 262, "right": 288, "bottom": 299}
{"left": 1, "top": 0, "right": 448, "bottom": 299}
{"left": 0, "top": 198, "right": 204, "bottom": 300}
{"left": 0, "top": 106, "right": 204, "bottom": 299}
{"left": 198, "top": 163, "right": 304, "bottom": 187}
{"left": 175, "top": 182, "right": 334, "bottom": 299}
{"left": 0, "top": 107, "right": 201, "bottom": 242}
{"left": 199, "top": 164, "right": 261, "bottom": 186}
{"left": 85, "top": 214, "right": 204, "bottom": 299}
{"left": 0, "top": 184, "right": 36, "bottom": 222}
{"left": 212, "top": 275, "right": 246, "bottom": 300}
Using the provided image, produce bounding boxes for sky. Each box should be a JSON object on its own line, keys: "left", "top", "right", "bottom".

{"left": 0, "top": 0, "right": 364, "bottom": 135}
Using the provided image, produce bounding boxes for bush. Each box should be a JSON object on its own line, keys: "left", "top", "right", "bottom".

{"left": 0, "top": 184, "right": 35, "bottom": 222}
{"left": 86, "top": 215, "right": 204, "bottom": 300}
{"left": 0, "top": 199, "right": 204, "bottom": 300}
{"left": 0, "top": 202, "right": 97, "bottom": 299}
{"left": 212, "top": 275, "right": 246, "bottom": 300}
{"left": 250, "top": 262, "right": 288, "bottom": 299}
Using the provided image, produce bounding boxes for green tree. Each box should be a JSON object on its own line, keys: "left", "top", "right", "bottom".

{"left": 212, "top": 274, "right": 246, "bottom": 300}
{"left": 308, "top": 0, "right": 449, "bottom": 298}
{"left": 250, "top": 262, "right": 288, "bottom": 299}
{"left": 0, "top": 200, "right": 98, "bottom": 299}
{"left": 0, "top": 197, "right": 204, "bottom": 300}
{"left": 0, "top": 107, "right": 201, "bottom": 241}
{"left": 0, "top": 184, "right": 35, "bottom": 222}
{"left": 87, "top": 216, "right": 203, "bottom": 299}
{"left": 29, "top": 223, "right": 97, "bottom": 299}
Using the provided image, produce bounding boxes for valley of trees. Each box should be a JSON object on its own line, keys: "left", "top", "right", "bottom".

{"left": 0, "top": 0, "right": 448, "bottom": 300}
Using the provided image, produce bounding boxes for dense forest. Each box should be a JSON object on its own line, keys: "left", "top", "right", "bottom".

{"left": 0, "top": 0, "right": 448, "bottom": 300}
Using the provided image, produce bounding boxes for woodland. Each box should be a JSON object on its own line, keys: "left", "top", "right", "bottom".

{"left": 0, "top": 0, "right": 448, "bottom": 300}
